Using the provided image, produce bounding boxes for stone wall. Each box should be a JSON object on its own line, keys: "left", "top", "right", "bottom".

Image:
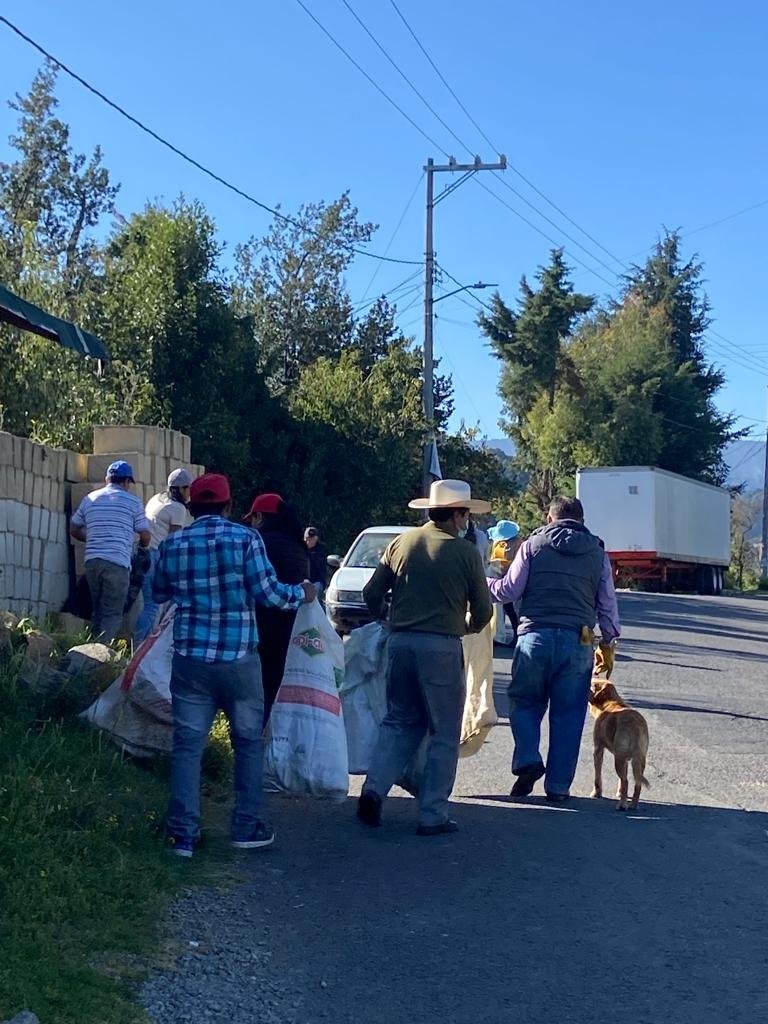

{"left": 0, "top": 425, "right": 204, "bottom": 619}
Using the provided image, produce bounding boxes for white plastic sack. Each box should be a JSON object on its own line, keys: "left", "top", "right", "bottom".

{"left": 263, "top": 600, "right": 348, "bottom": 800}
{"left": 341, "top": 621, "right": 499, "bottom": 782}
{"left": 81, "top": 609, "right": 175, "bottom": 757}
{"left": 339, "top": 621, "right": 389, "bottom": 774}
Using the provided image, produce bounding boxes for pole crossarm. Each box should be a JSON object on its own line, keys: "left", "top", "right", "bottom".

{"left": 421, "top": 156, "right": 505, "bottom": 494}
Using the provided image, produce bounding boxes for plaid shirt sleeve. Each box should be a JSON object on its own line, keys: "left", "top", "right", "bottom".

{"left": 243, "top": 531, "right": 305, "bottom": 609}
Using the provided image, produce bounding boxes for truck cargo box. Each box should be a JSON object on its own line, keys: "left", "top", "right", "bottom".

{"left": 576, "top": 467, "right": 730, "bottom": 567}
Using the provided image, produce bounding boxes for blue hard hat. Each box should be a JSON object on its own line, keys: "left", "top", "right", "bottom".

{"left": 106, "top": 459, "right": 135, "bottom": 482}
{"left": 488, "top": 519, "right": 520, "bottom": 541}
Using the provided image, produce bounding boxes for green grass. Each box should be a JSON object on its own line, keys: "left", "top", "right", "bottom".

{"left": 0, "top": 641, "right": 234, "bottom": 1024}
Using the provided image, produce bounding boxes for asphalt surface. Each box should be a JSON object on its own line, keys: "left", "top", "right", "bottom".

{"left": 145, "top": 592, "right": 768, "bottom": 1024}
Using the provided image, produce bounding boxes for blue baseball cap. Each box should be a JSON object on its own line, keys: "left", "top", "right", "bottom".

{"left": 488, "top": 519, "right": 520, "bottom": 542}
{"left": 106, "top": 460, "right": 135, "bottom": 482}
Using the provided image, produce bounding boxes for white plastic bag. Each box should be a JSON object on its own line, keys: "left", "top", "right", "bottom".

{"left": 263, "top": 601, "right": 348, "bottom": 800}
{"left": 339, "top": 621, "right": 389, "bottom": 774}
{"left": 459, "top": 622, "right": 498, "bottom": 757}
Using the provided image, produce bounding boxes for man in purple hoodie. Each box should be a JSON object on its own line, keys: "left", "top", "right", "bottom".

{"left": 487, "top": 496, "right": 620, "bottom": 803}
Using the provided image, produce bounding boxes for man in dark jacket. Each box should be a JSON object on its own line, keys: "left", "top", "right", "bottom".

{"left": 488, "top": 496, "right": 620, "bottom": 803}
{"left": 243, "top": 493, "right": 310, "bottom": 723}
{"left": 304, "top": 526, "right": 328, "bottom": 595}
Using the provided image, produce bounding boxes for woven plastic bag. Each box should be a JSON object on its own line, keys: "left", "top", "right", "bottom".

{"left": 263, "top": 601, "right": 348, "bottom": 800}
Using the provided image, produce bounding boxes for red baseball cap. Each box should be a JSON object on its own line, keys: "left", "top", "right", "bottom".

{"left": 190, "top": 473, "right": 231, "bottom": 504}
{"left": 243, "top": 492, "right": 283, "bottom": 520}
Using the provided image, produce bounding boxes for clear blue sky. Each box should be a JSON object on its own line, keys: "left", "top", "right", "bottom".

{"left": 1, "top": 1, "right": 766, "bottom": 442}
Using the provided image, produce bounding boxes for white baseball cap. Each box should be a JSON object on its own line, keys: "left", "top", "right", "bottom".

{"left": 168, "top": 468, "right": 193, "bottom": 489}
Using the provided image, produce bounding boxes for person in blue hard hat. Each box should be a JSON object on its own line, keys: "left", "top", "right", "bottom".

{"left": 69, "top": 460, "right": 151, "bottom": 643}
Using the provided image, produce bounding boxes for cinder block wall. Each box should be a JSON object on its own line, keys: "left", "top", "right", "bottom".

{"left": 0, "top": 425, "right": 204, "bottom": 619}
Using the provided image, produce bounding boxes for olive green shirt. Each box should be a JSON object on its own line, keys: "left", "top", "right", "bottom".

{"left": 363, "top": 522, "right": 493, "bottom": 636}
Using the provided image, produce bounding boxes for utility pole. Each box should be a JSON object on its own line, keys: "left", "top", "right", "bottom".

{"left": 761, "top": 391, "right": 768, "bottom": 581}
{"left": 421, "top": 155, "right": 507, "bottom": 496}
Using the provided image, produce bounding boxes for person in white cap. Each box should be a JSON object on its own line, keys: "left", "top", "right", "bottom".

{"left": 357, "top": 479, "right": 493, "bottom": 836}
{"left": 135, "top": 468, "right": 193, "bottom": 641}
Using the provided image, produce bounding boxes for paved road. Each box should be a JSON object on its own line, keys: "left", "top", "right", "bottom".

{"left": 145, "top": 593, "right": 768, "bottom": 1024}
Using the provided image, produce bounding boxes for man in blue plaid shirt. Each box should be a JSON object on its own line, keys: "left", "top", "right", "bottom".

{"left": 153, "top": 473, "right": 316, "bottom": 857}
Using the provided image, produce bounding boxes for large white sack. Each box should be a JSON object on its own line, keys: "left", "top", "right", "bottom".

{"left": 263, "top": 601, "right": 348, "bottom": 800}
{"left": 339, "top": 622, "right": 389, "bottom": 774}
{"left": 342, "top": 621, "right": 498, "bottom": 780}
{"left": 81, "top": 610, "right": 175, "bottom": 757}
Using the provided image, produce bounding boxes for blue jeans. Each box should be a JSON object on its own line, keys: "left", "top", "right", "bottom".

{"left": 167, "top": 651, "right": 265, "bottom": 842}
{"left": 365, "top": 631, "right": 464, "bottom": 826}
{"left": 135, "top": 548, "right": 160, "bottom": 643}
{"left": 508, "top": 629, "right": 594, "bottom": 795}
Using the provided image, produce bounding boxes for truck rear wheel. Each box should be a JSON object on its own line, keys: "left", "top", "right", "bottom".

{"left": 696, "top": 565, "right": 720, "bottom": 596}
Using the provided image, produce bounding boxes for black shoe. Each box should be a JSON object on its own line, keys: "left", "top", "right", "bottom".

{"left": 545, "top": 792, "right": 571, "bottom": 804}
{"left": 357, "top": 790, "right": 382, "bottom": 827}
{"left": 416, "top": 819, "right": 459, "bottom": 837}
{"left": 510, "top": 764, "right": 545, "bottom": 798}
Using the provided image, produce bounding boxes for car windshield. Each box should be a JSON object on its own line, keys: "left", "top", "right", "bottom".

{"left": 345, "top": 533, "right": 401, "bottom": 568}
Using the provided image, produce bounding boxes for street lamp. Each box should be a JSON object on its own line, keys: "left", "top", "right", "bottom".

{"left": 433, "top": 282, "right": 497, "bottom": 305}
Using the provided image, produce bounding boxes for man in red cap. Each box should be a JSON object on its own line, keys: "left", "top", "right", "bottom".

{"left": 153, "top": 474, "right": 316, "bottom": 857}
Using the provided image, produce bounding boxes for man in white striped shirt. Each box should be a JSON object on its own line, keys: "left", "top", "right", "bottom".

{"left": 70, "top": 460, "right": 151, "bottom": 643}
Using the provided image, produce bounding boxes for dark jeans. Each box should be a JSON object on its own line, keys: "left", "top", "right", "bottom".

{"left": 85, "top": 558, "right": 130, "bottom": 643}
{"left": 364, "top": 631, "right": 465, "bottom": 826}
{"left": 508, "top": 628, "right": 594, "bottom": 795}
{"left": 167, "top": 651, "right": 265, "bottom": 842}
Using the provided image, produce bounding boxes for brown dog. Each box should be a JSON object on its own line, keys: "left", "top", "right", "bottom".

{"left": 589, "top": 681, "right": 650, "bottom": 810}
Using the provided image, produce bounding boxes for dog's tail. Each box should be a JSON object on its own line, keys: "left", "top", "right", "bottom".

{"left": 632, "top": 755, "right": 650, "bottom": 789}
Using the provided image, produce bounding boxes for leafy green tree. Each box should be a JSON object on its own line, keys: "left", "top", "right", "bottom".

{"left": 232, "top": 194, "right": 373, "bottom": 389}
{"left": 621, "top": 231, "right": 739, "bottom": 483}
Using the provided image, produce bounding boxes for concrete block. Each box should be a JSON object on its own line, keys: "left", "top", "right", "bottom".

{"left": 32, "top": 475, "right": 43, "bottom": 508}
{"left": 32, "top": 444, "right": 44, "bottom": 476}
{"left": 92, "top": 425, "right": 145, "bottom": 455}
{"left": 30, "top": 506, "right": 41, "bottom": 538}
{"left": 0, "top": 500, "right": 6, "bottom": 534}
{"left": 0, "top": 430, "right": 13, "bottom": 467}
{"left": 32, "top": 539, "right": 43, "bottom": 570}
{"left": 11, "top": 501, "right": 29, "bottom": 535}
{"left": 0, "top": 465, "right": 7, "bottom": 500}
{"left": 8, "top": 469, "right": 23, "bottom": 503}
{"left": 16, "top": 568, "right": 31, "bottom": 600}
{"left": 23, "top": 472, "right": 33, "bottom": 505}
{"left": 65, "top": 450, "right": 88, "bottom": 483}
{"left": 40, "top": 508, "right": 50, "bottom": 539}
{"left": 20, "top": 535, "right": 30, "bottom": 567}
{"left": 181, "top": 433, "right": 191, "bottom": 461}
{"left": 70, "top": 482, "right": 100, "bottom": 510}
{"left": 87, "top": 451, "right": 141, "bottom": 484}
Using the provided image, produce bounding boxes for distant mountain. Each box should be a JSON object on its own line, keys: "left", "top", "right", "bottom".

{"left": 486, "top": 437, "right": 515, "bottom": 457}
{"left": 724, "top": 439, "right": 764, "bottom": 492}
{"left": 481, "top": 437, "right": 763, "bottom": 490}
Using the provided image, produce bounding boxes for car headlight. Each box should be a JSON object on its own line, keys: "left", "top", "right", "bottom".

{"left": 334, "top": 590, "right": 364, "bottom": 604}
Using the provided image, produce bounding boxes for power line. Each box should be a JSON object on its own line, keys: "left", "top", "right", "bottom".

{"left": 473, "top": 178, "right": 620, "bottom": 289}
{"left": 387, "top": 0, "right": 626, "bottom": 269}
{"left": 356, "top": 174, "right": 424, "bottom": 305}
{"left": 352, "top": 273, "right": 422, "bottom": 315}
{"left": 294, "top": 0, "right": 447, "bottom": 155}
{"left": 0, "top": 13, "right": 422, "bottom": 268}
{"left": 340, "top": 0, "right": 472, "bottom": 158}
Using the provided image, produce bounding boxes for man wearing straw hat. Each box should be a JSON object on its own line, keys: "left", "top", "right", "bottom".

{"left": 357, "top": 479, "right": 493, "bottom": 836}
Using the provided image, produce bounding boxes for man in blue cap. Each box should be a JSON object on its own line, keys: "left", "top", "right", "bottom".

{"left": 70, "top": 460, "right": 151, "bottom": 643}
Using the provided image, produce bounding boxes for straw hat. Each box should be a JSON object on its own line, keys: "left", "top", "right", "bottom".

{"left": 408, "top": 479, "right": 491, "bottom": 514}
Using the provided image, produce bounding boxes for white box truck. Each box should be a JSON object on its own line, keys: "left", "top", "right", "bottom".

{"left": 576, "top": 466, "right": 731, "bottom": 595}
